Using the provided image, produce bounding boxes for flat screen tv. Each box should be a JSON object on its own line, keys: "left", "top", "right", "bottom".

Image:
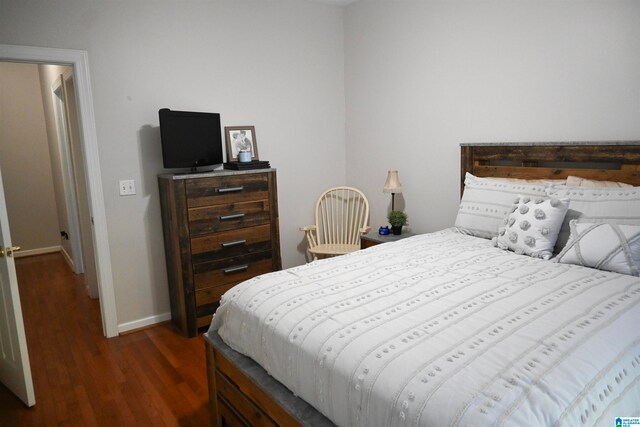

{"left": 158, "top": 108, "right": 223, "bottom": 170}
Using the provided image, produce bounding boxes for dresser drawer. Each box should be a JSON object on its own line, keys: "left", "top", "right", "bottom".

{"left": 195, "top": 282, "right": 238, "bottom": 307}
{"left": 188, "top": 199, "right": 271, "bottom": 235}
{"left": 193, "top": 254, "right": 273, "bottom": 290}
{"left": 185, "top": 174, "right": 269, "bottom": 208}
{"left": 196, "top": 314, "right": 214, "bottom": 329}
{"left": 194, "top": 258, "right": 274, "bottom": 305}
{"left": 191, "top": 224, "right": 272, "bottom": 264}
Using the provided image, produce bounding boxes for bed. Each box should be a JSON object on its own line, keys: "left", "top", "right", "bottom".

{"left": 204, "top": 142, "right": 640, "bottom": 426}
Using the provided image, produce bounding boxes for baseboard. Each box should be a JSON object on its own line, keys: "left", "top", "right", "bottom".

{"left": 60, "top": 246, "right": 75, "bottom": 271}
{"left": 118, "top": 312, "right": 172, "bottom": 334}
{"left": 14, "top": 246, "right": 61, "bottom": 258}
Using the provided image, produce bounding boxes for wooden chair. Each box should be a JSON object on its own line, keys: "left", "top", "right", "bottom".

{"left": 300, "top": 186, "right": 370, "bottom": 260}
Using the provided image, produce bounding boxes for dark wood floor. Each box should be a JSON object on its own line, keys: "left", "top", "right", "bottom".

{"left": 0, "top": 253, "right": 209, "bottom": 426}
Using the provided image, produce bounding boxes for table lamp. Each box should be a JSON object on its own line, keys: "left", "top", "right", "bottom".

{"left": 383, "top": 170, "right": 402, "bottom": 211}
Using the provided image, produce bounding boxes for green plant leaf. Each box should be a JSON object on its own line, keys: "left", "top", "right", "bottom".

{"left": 387, "top": 210, "right": 408, "bottom": 226}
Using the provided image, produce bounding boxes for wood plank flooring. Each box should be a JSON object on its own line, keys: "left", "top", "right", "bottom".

{"left": 0, "top": 253, "right": 210, "bottom": 426}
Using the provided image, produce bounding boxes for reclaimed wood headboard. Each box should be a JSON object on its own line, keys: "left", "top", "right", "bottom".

{"left": 460, "top": 142, "right": 640, "bottom": 196}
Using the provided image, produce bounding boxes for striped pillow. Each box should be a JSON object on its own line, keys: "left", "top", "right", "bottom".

{"left": 547, "top": 186, "right": 640, "bottom": 252}
{"left": 454, "top": 173, "right": 550, "bottom": 239}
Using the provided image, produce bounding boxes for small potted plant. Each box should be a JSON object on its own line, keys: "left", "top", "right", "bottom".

{"left": 387, "top": 210, "right": 408, "bottom": 235}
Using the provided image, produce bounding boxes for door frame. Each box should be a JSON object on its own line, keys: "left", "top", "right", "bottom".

{"left": 0, "top": 44, "right": 118, "bottom": 338}
{"left": 52, "top": 75, "right": 84, "bottom": 273}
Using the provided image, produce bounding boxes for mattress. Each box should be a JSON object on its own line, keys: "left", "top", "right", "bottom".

{"left": 210, "top": 229, "right": 640, "bottom": 426}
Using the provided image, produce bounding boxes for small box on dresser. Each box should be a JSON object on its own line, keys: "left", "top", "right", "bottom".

{"left": 158, "top": 169, "right": 281, "bottom": 337}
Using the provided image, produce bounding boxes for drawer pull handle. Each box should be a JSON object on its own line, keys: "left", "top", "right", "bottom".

{"left": 217, "top": 186, "right": 244, "bottom": 193}
{"left": 221, "top": 239, "right": 247, "bottom": 248}
{"left": 219, "top": 213, "right": 245, "bottom": 221}
{"left": 223, "top": 264, "right": 249, "bottom": 274}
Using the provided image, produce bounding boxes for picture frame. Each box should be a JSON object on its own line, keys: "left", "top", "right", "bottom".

{"left": 224, "top": 126, "right": 259, "bottom": 162}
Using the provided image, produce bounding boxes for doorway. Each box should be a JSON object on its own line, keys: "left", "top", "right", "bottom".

{"left": 0, "top": 44, "right": 117, "bottom": 338}
{"left": 1, "top": 62, "right": 96, "bottom": 300}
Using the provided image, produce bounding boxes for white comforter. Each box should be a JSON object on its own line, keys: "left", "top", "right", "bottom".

{"left": 210, "top": 229, "right": 640, "bottom": 426}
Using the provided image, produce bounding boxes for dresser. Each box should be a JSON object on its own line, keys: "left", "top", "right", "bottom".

{"left": 158, "top": 169, "right": 281, "bottom": 337}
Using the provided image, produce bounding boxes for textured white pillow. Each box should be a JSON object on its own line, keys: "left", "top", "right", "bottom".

{"left": 566, "top": 176, "right": 632, "bottom": 188}
{"left": 556, "top": 221, "right": 640, "bottom": 276}
{"left": 547, "top": 186, "right": 640, "bottom": 252}
{"left": 494, "top": 196, "right": 569, "bottom": 259}
{"left": 455, "top": 173, "right": 550, "bottom": 239}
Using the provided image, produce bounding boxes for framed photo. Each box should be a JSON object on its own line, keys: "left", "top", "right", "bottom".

{"left": 224, "top": 126, "right": 259, "bottom": 162}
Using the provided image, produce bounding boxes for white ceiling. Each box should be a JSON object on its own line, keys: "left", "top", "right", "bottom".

{"left": 308, "top": 0, "right": 360, "bottom": 6}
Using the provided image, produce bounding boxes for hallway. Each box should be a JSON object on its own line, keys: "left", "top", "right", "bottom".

{"left": 0, "top": 253, "right": 209, "bottom": 426}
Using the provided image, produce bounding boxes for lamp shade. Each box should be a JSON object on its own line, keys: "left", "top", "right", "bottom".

{"left": 383, "top": 170, "right": 402, "bottom": 193}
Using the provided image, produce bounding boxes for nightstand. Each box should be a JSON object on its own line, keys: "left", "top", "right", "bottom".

{"left": 360, "top": 230, "right": 416, "bottom": 249}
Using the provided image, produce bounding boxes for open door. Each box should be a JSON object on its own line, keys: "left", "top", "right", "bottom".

{"left": 61, "top": 71, "right": 99, "bottom": 299}
{"left": 0, "top": 166, "right": 35, "bottom": 407}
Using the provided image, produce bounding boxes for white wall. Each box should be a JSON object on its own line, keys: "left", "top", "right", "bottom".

{"left": 0, "top": 62, "right": 61, "bottom": 252}
{"left": 345, "top": 0, "right": 640, "bottom": 232}
{"left": 0, "top": 0, "right": 346, "bottom": 327}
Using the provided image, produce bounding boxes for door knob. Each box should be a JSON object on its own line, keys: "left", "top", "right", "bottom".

{"left": 0, "top": 246, "right": 21, "bottom": 257}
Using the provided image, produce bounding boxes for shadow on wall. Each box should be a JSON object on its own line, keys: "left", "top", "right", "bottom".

{"left": 138, "top": 124, "right": 163, "bottom": 197}
{"left": 297, "top": 236, "right": 313, "bottom": 263}
{"left": 386, "top": 193, "right": 406, "bottom": 213}
{"left": 138, "top": 124, "right": 171, "bottom": 314}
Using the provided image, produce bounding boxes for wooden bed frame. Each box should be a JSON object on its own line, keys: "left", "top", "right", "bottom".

{"left": 205, "top": 141, "right": 640, "bottom": 427}
{"left": 460, "top": 141, "right": 640, "bottom": 194}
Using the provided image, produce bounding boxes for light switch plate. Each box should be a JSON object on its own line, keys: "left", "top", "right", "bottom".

{"left": 119, "top": 179, "right": 136, "bottom": 196}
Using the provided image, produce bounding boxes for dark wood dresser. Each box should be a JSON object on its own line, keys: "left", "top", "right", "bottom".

{"left": 158, "top": 169, "right": 281, "bottom": 337}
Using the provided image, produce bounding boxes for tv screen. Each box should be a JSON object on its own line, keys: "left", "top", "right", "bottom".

{"left": 158, "top": 108, "right": 223, "bottom": 169}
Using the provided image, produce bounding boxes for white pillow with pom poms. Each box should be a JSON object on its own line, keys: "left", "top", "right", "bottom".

{"left": 494, "top": 196, "right": 569, "bottom": 260}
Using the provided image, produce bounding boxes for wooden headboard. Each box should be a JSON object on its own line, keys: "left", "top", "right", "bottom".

{"left": 461, "top": 142, "right": 640, "bottom": 195}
